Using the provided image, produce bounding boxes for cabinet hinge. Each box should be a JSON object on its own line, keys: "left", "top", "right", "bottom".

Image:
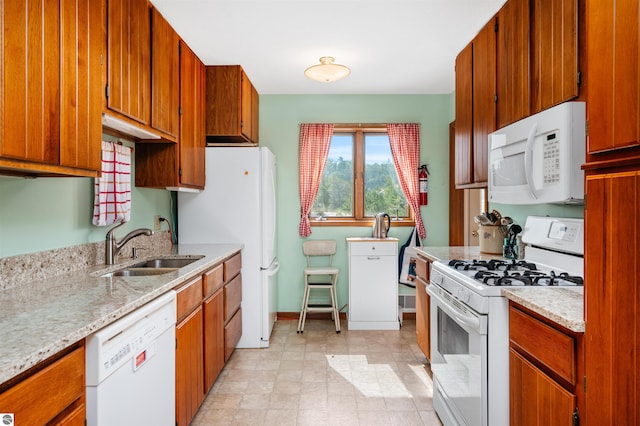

{"left": 105, "top": 84, "right": 109, "bottom": 99}
{"left": 494, "top": 94, "right": 498, "bottom": 103}
{"left": 179, "top": 168, "right": 182, "bottom": 177}
{"left": 577, "top": 70, "right": 582, "bottom": 86}
{"left": 572, "top": 408, "right": 580, "bottom": 426}
{"left": 179, "top": 106, "right": 182, "bottom": 116}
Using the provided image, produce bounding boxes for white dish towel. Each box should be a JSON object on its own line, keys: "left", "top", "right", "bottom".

{"left": 92, "top": 141, "right": 132, "bottom": 226}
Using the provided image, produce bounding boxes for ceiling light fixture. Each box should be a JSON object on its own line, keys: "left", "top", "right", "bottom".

{"left": 304, "top": 56, "right": 351, "bottom": 83}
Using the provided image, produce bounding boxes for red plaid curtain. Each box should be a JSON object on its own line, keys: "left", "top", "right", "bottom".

{"left": 298, "top": 124, "right": 334, "bottom": 237}
{"left": 387, "top": 123, "right": 426, "bottom": 239}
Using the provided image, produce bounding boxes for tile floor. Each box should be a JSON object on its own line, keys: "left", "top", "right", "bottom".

{"left": 191, "top": 318, "right": 443, "bottom": 425}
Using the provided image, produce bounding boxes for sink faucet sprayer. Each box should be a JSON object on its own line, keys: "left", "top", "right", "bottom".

{"left": 105, "top": 220, "right": 153, "bottom": 265}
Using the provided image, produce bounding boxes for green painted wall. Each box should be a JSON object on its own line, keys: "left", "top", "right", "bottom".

{"left": 259, "top": 95, "right": 453, "bottom": 312}
{"left": 0, "top": 135, "right": 173, "bottom": 258}
{"left": 488, "top": 202, "right": 584, "bottom": 228}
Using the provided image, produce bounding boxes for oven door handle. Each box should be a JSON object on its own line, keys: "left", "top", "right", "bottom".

{"left": 427, "top": 285, "right": 483, "bottom": 334}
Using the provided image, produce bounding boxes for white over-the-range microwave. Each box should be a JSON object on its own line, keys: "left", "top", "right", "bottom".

{"left": 488, "top": 101, "right": 586, "bottom": 205}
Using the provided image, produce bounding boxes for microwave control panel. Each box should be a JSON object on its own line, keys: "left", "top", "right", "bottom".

{"left": 543, "top": 133, "right": 560, "bottom": 184}
{"left": 543, "top": 132, "right": 560, "bottom": 185}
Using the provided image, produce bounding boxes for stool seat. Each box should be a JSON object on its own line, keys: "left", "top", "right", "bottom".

{"left": 297, "top": 240, "right": 340, "bottom": 333}
{"left": 304, "top": 266, "right": 339, "bottom": 275}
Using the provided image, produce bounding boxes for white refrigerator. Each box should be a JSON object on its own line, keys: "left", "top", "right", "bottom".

{"left": 178, "top": 147, "right": 279, "bottom": 348}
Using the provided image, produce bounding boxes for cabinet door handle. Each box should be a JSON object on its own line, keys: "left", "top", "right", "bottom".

{"left": 367, "top": 256, "right": 381, "bottom": 260}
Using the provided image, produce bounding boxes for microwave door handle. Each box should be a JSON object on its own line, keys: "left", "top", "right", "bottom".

{"left": 524, "top": 123, "right": 540, "bottom": 199}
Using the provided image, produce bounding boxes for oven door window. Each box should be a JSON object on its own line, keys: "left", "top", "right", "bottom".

{"left": 431, "top": 303, "right": 487, "bottom": 426}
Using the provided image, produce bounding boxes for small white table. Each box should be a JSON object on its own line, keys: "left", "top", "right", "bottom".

{"left": 346, "top": 237, "right": 399, "bottom": 330}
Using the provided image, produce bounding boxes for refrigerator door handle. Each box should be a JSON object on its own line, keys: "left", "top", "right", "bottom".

{"left": 262, "top": 260, "right": 280, "bottom": 276}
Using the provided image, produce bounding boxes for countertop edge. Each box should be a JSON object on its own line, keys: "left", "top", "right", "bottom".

{"left": 502, "top": 288, "right": 585, "bottom": 333}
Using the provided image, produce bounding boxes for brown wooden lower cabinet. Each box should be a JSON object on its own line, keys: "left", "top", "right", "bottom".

{"left": 176, "top": 306, "right": 204, "bottom": 426}
{"left": 0, "top": 343, "right": 85, "bottom": 425}
{"left": 174, "top": 250, "right": 242, "bottom": 425}
{"left": 203, "top": 288, "right": 225, "bottom": 392}
{"left": 509, "top": 303, "right": 583, "bottom": 426}
{"left": 225, "top": 308, "right": 243, "bottom": 361}
{"left": 510, "top": 349, "right": 575, "bottom": 425}
{"left": 415, "top": 254, "right": 431, "bottom": 361}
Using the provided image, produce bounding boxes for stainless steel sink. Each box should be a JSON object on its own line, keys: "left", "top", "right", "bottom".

{"left": 99, "top": 256, "right": 204, "bottom": 277}
{"left": 131, "top": 256, "right": 203, "bottom": 269}
{"left": 101, "top": 268, "right": 179, "bottom": 277}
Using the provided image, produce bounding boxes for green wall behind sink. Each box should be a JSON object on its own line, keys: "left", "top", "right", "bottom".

{"left": 0, "top": 135, "right": 172, "bottom": 258}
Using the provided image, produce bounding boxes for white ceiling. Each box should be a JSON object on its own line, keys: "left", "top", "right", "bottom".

{"left": 150, "top": 0, "right": 507, "bottom": 95}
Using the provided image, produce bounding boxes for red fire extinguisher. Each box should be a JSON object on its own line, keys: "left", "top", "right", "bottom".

{"left": 419, "top": 165, "right": 429, "bottom": 205}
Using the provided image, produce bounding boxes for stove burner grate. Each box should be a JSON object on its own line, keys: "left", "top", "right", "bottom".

{"left": 448, "top": 259, "right": 537, "bottom": 272}
{"left": 473, "top": 270, "right": 583, "bottom": 287}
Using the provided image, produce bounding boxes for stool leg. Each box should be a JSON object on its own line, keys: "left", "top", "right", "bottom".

{"left": 329, "top": 283, "right": 340, "bottom": 333}
{"left": 297, "top": 280, "right": 310, "bottom": 333}
{"left": 332, "top": 274, "right": 340, "bottom": 333}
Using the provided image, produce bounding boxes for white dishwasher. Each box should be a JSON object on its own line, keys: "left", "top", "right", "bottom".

{"left": 86, "top": 290, "right": 177, "bottom": 426}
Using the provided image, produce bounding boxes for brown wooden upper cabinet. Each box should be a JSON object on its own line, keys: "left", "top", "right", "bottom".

{"left": 206, "top": 66, "right": 259, "bottom": 145}
{"left": 178, "top": 43, "right": 206, "bottom": 189}
{"left": 496, "top": 0, "right": 579, "bottom": 128}
{"left": 454, "top": 43, "right": 473, "bottom": 187}
{"left": 454, "top": 17, "right": 496, "bottom": 188}
{"left": 0, "top": 0, "right": 103, "bottom": 178}
{"left": 497, "top": 0, "right": 530, "bottom": 129}
{"left": 135, "top": 41, "right": 206, "bottom": 190}
{"left": 530, "top": 0, "right": 580, "bottom": 115}
{"left": 586, "top": 0, "right": 640, "bottom": 155}
{"left": 105, "top": 0, "right": 151, "bottom": 127}
{"left": 150, "top": 7, "right": 179, "bottom": 141}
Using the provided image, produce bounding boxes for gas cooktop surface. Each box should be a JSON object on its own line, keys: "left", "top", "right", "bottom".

{"left": 446, "top": 259, "right": 583, "bottom": 287}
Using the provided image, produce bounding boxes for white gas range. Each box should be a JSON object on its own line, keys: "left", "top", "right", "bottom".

{"left": 427, "top": 216, "right": 584, "bottom": 426}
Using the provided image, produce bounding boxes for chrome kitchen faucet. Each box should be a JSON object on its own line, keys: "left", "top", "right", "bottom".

{"left": 105, "top": 220, "right": 153, "bottom": 265}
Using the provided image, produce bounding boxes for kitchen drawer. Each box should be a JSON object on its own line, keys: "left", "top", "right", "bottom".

{"left": 224, "top": 252, "right": 242, "bottom": 281}
{"left": 224, "top": 307, "right": 242, "bottom": 361}
{"left": 224, "top": 274, "right": 242, "bottom": 323}
{"left": 349, "top": 241, "right": 397, "bottom": 256}
{"left": 416, "top": 255, "right": 429, "bottom": 282}
{"left": 175, "top": 276, "right": 203, "bottom": 321}
{"left": 0, "top": 345, "right": 85, "bottom": 425}
{"left": 510, "top": 306, "right": 576, "bottom": 384}
{"left": 203, "top": 263, "right": 224, "bottom": 297}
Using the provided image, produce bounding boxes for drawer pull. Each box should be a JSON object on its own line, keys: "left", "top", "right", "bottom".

{"left": 367, "top": 256, "right": 381, "bottom": 260}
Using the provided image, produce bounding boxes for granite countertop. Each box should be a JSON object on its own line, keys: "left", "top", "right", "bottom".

{"left": 501, "top": 287, "right": 584, "bottom": 333}
{"left": 0, "top": 243, "right": 242, "bottom": 385}
{"left": 416, "top": 245, "right": 585, "bottom": 333}
{"left": 415, "top": 246, "right": 504, "bottom": 262}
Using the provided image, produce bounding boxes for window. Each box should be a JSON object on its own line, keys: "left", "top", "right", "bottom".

{"left": 310, "top": 125, "right": 413, "bottom": 226}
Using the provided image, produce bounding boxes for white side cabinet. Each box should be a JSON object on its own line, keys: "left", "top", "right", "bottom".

{"left": 346, "top": 238, "right": 399, "bottom": 330}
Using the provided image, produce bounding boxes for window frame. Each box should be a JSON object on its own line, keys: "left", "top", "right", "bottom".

{"left": 311, "top": 124, "right": 415, "bottom": 228}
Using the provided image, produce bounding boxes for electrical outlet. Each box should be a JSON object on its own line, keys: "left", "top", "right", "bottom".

{"left": 154, "top": 215, "right": 161, "bottom": 231}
